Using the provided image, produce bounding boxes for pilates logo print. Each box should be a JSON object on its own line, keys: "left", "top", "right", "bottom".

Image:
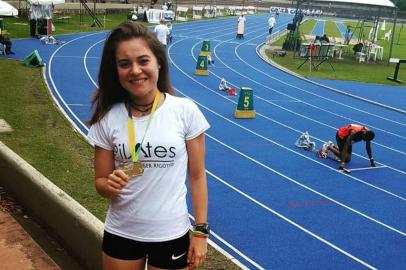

{"left": 114, "top": 141, "right": 176, "bottom": 169}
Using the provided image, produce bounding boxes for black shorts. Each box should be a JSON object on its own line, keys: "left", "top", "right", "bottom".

{"left": 336, "top": 133, "right": 352, "bottom": 155}
{"left": 102, "top": 230, "right": 190, "bottom": 269}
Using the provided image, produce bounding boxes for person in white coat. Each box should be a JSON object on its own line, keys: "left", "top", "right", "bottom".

{"left": 236, "top": 14, "right": 246, "bottom": 39}
{"left": 268, "top": 15, "right": 276, "bottom": 35}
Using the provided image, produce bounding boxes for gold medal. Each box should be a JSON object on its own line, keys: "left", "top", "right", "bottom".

{"left": 121, "top": 161, "right": 144, "bottom": 178}
{"left": 124, "top": 92, "right": 160, "bottom": 179}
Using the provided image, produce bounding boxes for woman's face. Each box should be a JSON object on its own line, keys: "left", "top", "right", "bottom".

{"left": 116, "top": 37, "right": 160, "bottom": 101}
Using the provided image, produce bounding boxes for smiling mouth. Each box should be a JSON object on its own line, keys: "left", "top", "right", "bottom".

{"left": 130, "top": 78, "right": 147, "bottom": 84}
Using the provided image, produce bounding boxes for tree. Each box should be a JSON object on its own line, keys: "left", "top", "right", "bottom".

{"left": 395, "top": 0, "right": 406, "bottom": 10}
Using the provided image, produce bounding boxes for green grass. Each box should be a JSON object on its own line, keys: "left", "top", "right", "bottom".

{"left": 0, "top": 60, "right": 107, "bottom": 219}
{"left": 2, "top": 14, "right": 155, "bottom": 38}
{"left": 269, "top": 18, "right": 406, "bottom": 85}
{"left": 325, "top": 20, "right": 341, "bottom": 38}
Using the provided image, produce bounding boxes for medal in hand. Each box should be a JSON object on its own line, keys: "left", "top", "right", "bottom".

{"left": 120, "top": 161, "right": 144, "bottom": 178}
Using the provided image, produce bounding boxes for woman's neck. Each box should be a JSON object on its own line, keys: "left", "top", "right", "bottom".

{"left": 129, "top": 91, "right": 164, "bottom": 117}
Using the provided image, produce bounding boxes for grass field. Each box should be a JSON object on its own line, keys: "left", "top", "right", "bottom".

{"left": 2, "top": 14, "right": 145, "bottom": 38}
{"left": 269, "top": 18, "right": 406, "bottom": 85}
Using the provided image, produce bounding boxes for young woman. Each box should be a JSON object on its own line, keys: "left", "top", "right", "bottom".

{"left": 88, "top": 21, "right": 210, "bottom": 270}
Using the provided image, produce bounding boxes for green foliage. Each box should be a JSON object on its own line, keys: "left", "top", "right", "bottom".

{"left": 398, "top": 0, "right": 406, "bottom": 10}
{"left": 0, "top": 60, "right": 108, "bottom": 219}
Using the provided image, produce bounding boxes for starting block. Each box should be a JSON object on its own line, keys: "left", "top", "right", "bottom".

{"left": 234, "top": 87, "right": 255, "bottom": 118}
{"left": 295, "top": 131, "right": 316, "bottom": 151}
{"left": 194, "top": 55, "right": 208, "bottom": 76}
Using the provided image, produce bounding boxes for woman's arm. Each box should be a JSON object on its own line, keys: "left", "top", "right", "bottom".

{"left": 186, "top": 133, "right": 208, "bottom": 269}
{"left": 94, "top": 146, "right": 128, "bottom": 199}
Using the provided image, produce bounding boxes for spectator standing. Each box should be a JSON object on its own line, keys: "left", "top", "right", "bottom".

{"left": 236, "top": 14, "right": 246, "bottom": 39}
{"left": 154, "top": 19, "right": 170, "bottom": 47}
{"left": 268, "top": 15, "right": 276, "bottom": 35}
{"left": 167, "top": 22, "right": 173, "bottom": 44}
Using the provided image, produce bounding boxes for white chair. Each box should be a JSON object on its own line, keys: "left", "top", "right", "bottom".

{"left": 368, "top": 44, "right": 378, "bottom": 61}
{"left": 356, "top": 46, "right": 366, "bottom": 63}
{"left": 384, "top": 30, "right": 391, "bottom": 41}
{"left": 356, "top": 52, "right": 366, "bottom": 63}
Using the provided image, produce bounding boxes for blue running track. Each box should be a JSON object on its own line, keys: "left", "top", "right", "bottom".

{"left": 4, "top": 13, "right": 406, "bottom": 269}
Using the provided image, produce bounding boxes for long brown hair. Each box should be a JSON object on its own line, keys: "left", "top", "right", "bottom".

{"left": 89, "top": 21, "right": 174, "bottom": 125}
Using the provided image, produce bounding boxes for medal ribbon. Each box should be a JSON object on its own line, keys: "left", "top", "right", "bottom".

{"left": 127, "top": 92, "right": 161, "bottom": 163}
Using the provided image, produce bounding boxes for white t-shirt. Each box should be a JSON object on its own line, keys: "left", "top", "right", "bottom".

{"left": 154, "top": 24, "right": 170, "bottom": 45}
{"left": 88, "top": 94, "right": 210, "bottom": 242}
{"left": 268, "top": 16, "right": 276, "bottom": 28}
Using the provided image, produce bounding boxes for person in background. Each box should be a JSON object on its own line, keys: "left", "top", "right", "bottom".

{"left": 320, "top": 124, "right": 376, "bottom": 171}
{"left": 236, "top": 14, "right": 246, "bottom": 39}
{"left": 154, "top": 18, "right": 170, "bottom": 47}
{"left": 167, "top": 22, "right": 173, "bottom": 44}
{"left": 0, "top": 30, "right": 14, "bottom": 55}
{"left": 88, "top": 21, "right": 210, "bottom": 270}
{"left": 268, "top": 15, "right": 276, "bottom": 35}
{"left": 275, "top": 9, "right": 280, "bottom": 19}
{"left": 320, "top": 34, "right": 330, "bottom": 43}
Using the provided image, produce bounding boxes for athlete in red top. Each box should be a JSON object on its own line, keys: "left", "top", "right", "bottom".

{"left": 327, "top": 124, "right": 376, "bottom": 171}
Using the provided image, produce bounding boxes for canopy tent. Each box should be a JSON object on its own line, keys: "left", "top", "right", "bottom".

{"left": 0, "top": 1, "right": 18, "bottom": 16}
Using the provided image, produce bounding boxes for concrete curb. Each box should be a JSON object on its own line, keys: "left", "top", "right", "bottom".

{"left": 0, "top": 141, "right": 103, "bottom": 270}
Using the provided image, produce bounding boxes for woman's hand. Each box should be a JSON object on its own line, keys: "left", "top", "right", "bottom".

{"left": 95, "top": 169, "right": 129, "bottom": 198}
{"left": 105, "top": 169, "right": 129, "bottom": 196}
{"left": 187, "top": 236, "right": 208, "bottom": 269}
{"left": 94, "top": 146, "right": 129, "bottom": 198}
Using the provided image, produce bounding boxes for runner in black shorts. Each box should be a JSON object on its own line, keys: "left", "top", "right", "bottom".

{"left": 324, "top": 124, "right": 376, "bottom": 171}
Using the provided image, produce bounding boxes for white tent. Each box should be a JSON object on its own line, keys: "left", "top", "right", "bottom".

{"left": 0, "top": 1, "right": 18, "bottom": 16}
